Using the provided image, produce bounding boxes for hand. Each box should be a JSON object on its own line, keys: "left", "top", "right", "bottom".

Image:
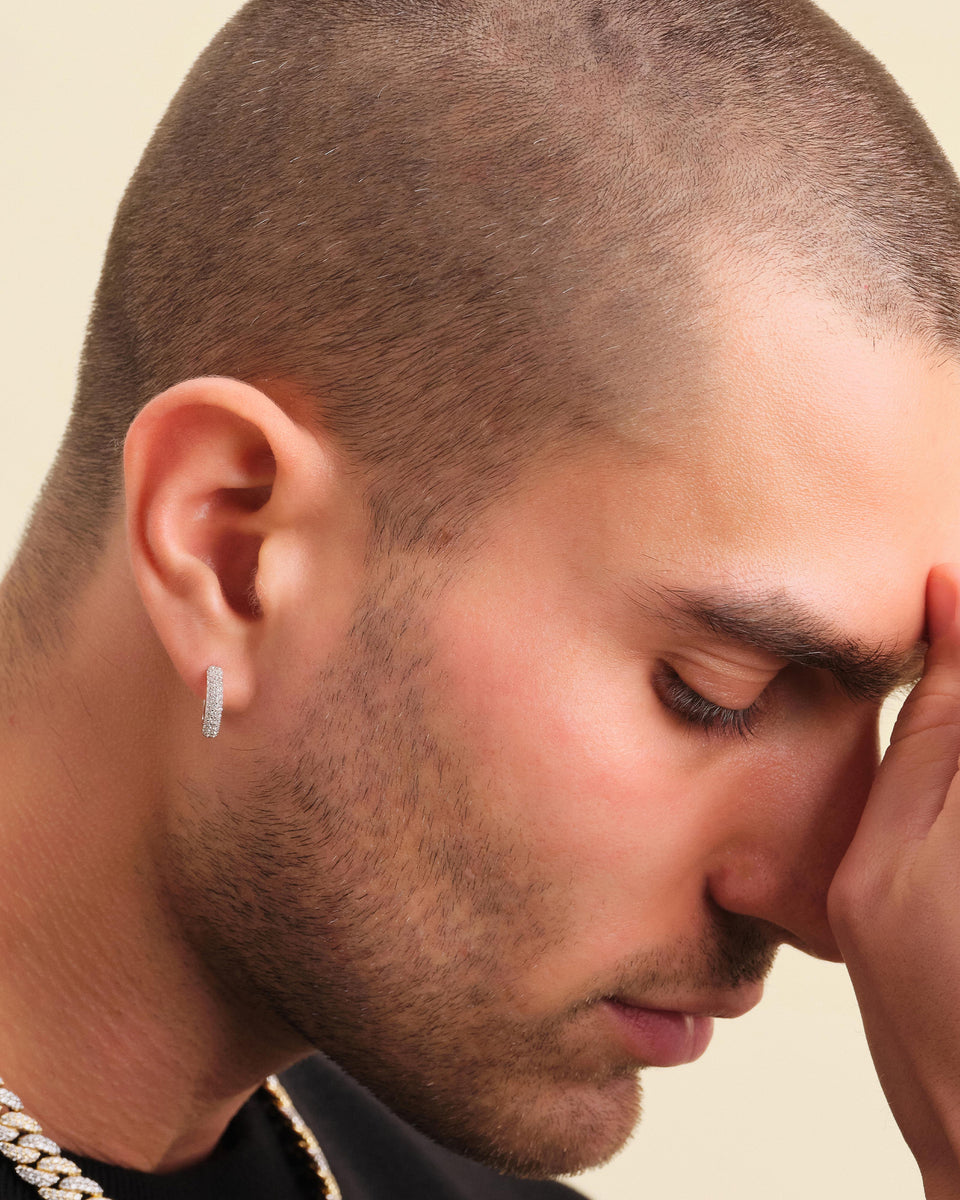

{"left": 828, "top": 565, "right": 960, "bottom": 1199}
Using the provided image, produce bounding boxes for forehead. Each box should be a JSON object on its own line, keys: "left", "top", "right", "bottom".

{"left": 692, "top": 282, "right": 960, "bottom": 568}
{"left": 515, "top": 279, "right": 960, "bottom": 651}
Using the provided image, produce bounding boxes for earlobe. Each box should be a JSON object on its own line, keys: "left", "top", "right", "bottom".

{"left": 123, "top": 376, "right": 333, "bottom": 716}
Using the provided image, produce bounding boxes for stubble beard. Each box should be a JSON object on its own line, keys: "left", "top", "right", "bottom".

{"left": 160, "top": 571, "right": 777, "bottom": 1178}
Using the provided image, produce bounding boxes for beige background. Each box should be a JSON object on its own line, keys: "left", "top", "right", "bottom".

{"left": 3, "top": 3, "right": 958, "bottom": 1197}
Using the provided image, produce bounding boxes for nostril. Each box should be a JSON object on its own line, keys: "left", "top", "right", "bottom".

{"left": 706, "top": 855, "right": 842, "bottom": 965}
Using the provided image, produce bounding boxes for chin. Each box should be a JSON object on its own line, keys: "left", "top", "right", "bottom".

{"left": 410, "top": 1072, "right": 644, "bottom": 1181}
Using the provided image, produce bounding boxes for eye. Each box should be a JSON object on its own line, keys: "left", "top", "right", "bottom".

{"left": 655, "top": 664, "right": 764, "bottom": 740}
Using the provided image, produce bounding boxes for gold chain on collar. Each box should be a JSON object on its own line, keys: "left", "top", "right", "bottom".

{"left": 0, "top": 1073, "right": 341, "bottom": 1200}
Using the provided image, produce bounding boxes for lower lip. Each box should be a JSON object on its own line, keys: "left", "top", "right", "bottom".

{"left": 604, "top": 1002, "right": 714, "bottom": 1067}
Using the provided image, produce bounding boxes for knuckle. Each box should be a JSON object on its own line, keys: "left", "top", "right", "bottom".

{"left": 827, "top": 864, "right": 863, "bottom": 930}
{"left": 828, "top": 854, "right": 890, "bottom": 938}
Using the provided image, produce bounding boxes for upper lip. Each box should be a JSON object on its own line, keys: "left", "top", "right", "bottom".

{"left": 609, "top": 983, "right": 764, "bottom": 1020}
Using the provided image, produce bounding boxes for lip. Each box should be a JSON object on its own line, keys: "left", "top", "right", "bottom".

{"left": 604, "top": 1002, "right": 715, "bottom": 1067}
{"left": 603, "top": 984, "right": 763, "bottom": 1068}
{"left": 614, "top": 982, "right": 765, "bottom": 1020}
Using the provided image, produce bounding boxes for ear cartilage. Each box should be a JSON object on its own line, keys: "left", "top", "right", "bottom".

{"left": 202, "top": 665, "right": 224, "bottom": 738}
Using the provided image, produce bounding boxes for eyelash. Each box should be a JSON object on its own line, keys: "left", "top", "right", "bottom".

{"left": 655, "top": 665, "right": 764, "bottom": 740}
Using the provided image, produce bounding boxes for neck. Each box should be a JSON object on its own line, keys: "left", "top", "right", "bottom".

{"left": 0, "top": 542, "right": 307, "bottom": 1171}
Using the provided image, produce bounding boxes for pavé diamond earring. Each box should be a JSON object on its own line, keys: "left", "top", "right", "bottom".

{"left": 202, "top": 666, "right": 224, "bottom": 738}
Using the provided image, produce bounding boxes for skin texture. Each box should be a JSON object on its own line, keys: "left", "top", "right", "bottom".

{"left": 1, "top": 275, "right": 960, "bottom": 1186}
{"left": 158, "top": 559, "right": 779, "bottom": 1177}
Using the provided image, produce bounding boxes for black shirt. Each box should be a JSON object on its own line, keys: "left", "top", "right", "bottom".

{"left": 0, "top": 1054, "right": 584, "bottom": 1199}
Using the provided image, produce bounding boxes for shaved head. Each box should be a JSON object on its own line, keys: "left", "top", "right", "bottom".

{"left": 9, "top": 0, "right": 960, "bottom": 643}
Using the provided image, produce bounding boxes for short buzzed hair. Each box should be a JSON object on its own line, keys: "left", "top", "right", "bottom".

{"left": 11, "top": 0, "right": 960, "bottom": 639}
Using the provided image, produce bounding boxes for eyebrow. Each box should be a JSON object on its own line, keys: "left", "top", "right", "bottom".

{"left": 639, "top": 583, "right": 927, "bottom": 703}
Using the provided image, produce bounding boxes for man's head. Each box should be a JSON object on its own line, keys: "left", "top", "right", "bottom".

{"left": 3, "top": 0, "right": 960, "bottom": 1182}
{"left": 133, "top": 280, "right": 957, "bottom": 1179}
{"left": 12, "top": 0, "right": 960, "bottom": 632}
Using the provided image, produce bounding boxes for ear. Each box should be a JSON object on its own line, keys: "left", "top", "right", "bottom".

{"left": 124, "top": 376, "right": 366, "bottom": 720}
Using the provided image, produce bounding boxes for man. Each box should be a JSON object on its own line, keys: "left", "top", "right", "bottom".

{"left": 2, "top": 1, "right": 960, "bottom": 1198}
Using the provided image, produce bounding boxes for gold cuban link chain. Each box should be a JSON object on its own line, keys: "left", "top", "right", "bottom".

{"left": 0, "top": 1074, "right": 341, "bottom": 1200}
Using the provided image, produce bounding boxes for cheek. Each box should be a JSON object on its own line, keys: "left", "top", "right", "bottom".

{"left": 426, "top": 592, "right": 732, "bottom": 961}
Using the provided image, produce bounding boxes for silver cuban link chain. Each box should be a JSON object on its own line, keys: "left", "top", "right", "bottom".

{"left": 0, "top": 1074, "right": 341, "bottom": 1200}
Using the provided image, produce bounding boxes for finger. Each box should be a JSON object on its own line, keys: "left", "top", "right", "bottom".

{"left": 858, "top": 564, "right": 960, "bottom": 842}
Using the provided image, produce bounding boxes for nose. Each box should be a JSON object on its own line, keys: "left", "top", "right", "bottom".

{"left": 704, "top": 704, "right": 881, "bottom": 961}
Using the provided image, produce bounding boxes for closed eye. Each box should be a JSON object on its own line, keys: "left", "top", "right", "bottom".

{"left": 655, "top": 664, "right": 764, "bottom": 740}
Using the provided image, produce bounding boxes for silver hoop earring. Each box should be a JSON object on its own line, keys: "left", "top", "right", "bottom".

{"left": 202, "top": 666, "right": 224, "bottom": 739}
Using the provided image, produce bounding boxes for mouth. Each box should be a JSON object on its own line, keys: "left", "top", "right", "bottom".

{"left": 603, "top": 984, "right": 763, "bottom": 1068}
